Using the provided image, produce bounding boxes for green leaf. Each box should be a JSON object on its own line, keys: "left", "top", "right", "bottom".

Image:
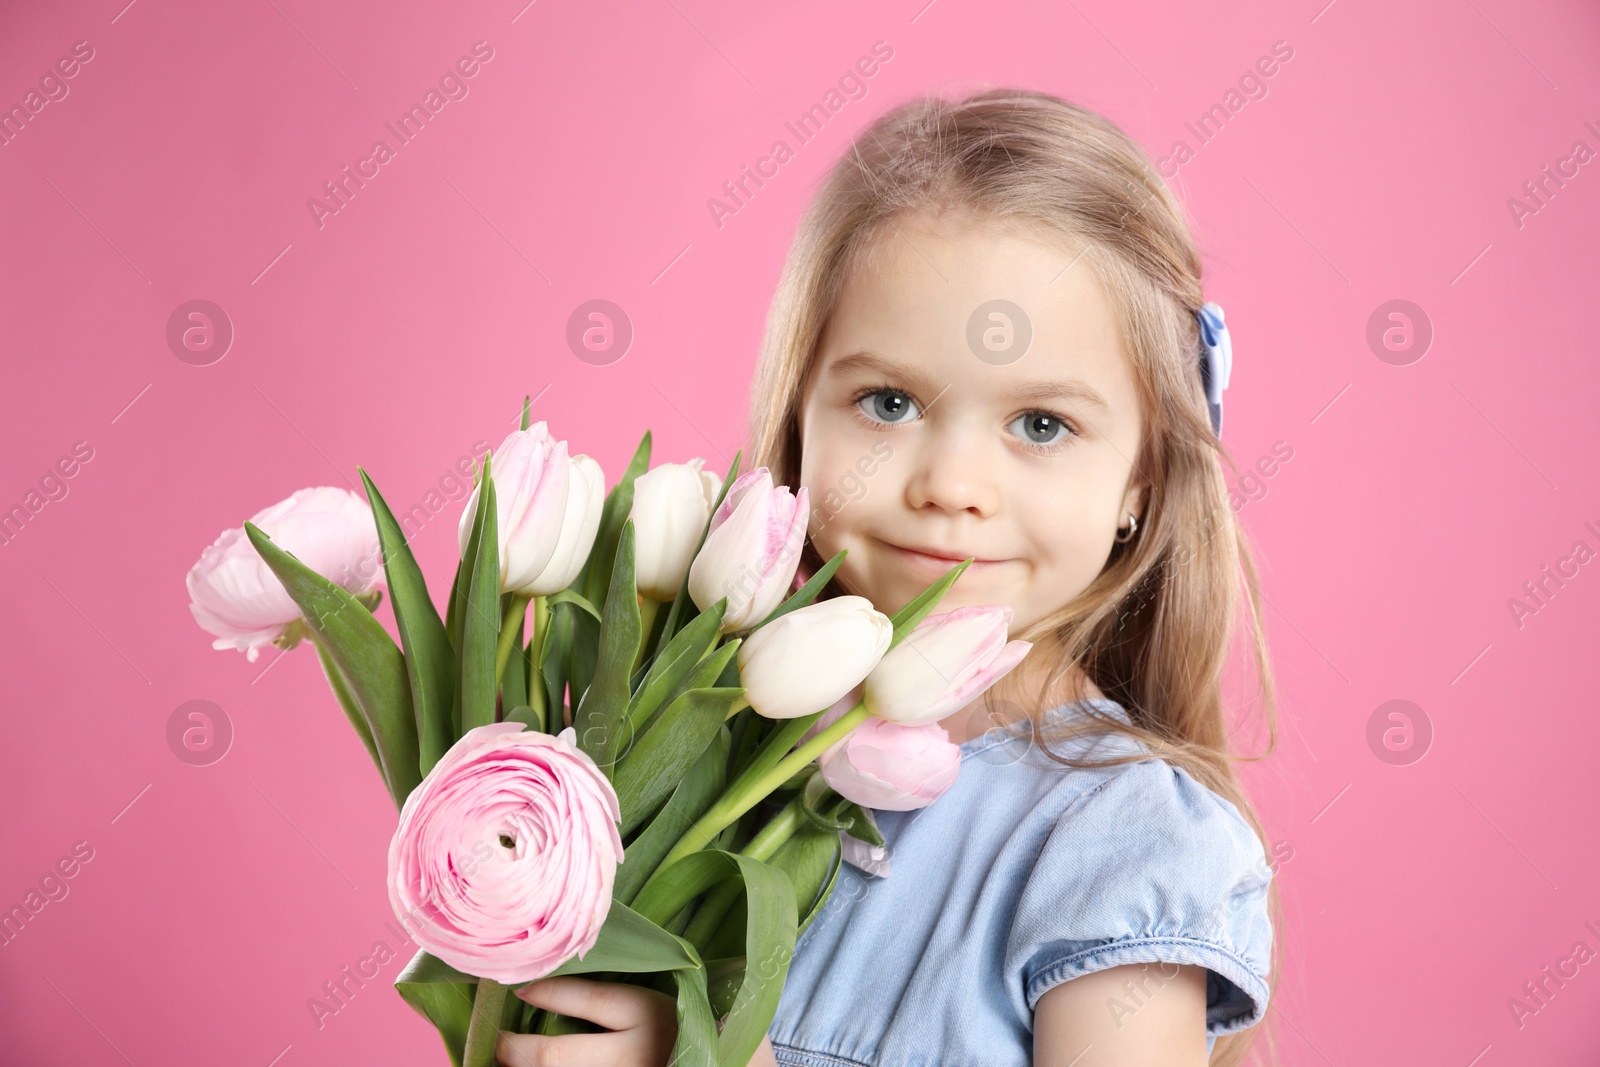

{"left": 614, "top": 687, "right": 745, "bottom": 835}
{"left": 394, "top": 950, "right": 478, "bottom": 1067}
{"left": 307, "top": 628, "right": 381, "bottom": 773}
{"left": 771, "top": 819, "right": 851, "bottom": 934}
{"left": 658, "top": 451, "right": 741, "bottom": 646}
{"left": 360, "top": 467, "right": 456, "bottom": 776}
{"left": 888, "top": 558, "right": 973, "bottom": 648}
{"left": 539, "top": 599, "right": 576, "bottom": 728}
{"left": 668, "top": 955, "right": 719, "bottom": 1067}
{"left": 503, "top": 705, "right": 540, "bottom": 731}
{"left": 724, "top": 711, "right": 770, "bottom": 785}
{"left": 580, "top": 431, "right": 651, "bottom": 611}
{"left": 651, "top": 640, "right": 741, "bottom": 736}
{"left": 566, "top": 602, "right": 601, "bottom": 726}
{"left": 705, "top": 955, "right": 747, "bottom": 1018}
{"left": 538, "top": 902, "right": 719, "bottom": 1067}
{"left": 629, "top": 851, "right": 797, "bottom": 1067}
{"left": 544, "top": 587, "right": 602, "bottom": 623}
{"left": 499, "top": 593, "right": 528, "bottom": 712}
{"left": 626, "top": 598, "right": 726, "bottom": 736}
{"left": 458, "top": 459, "right": 501, "bottom": 733}
{"left": 772, "top": 826, "right": 845, "bottom": 940}
{"left": 541, "top": 900, "right": 702, "bottom": 977}
{"left": 243, "top": 522, "right": 419, "bottom": 808}
{"left": 755, "top": 548, "right": 847, "bottom": 629}
{"left": 794, "top": 768, "right": 850, "bottom": 832}
{"left": 838, "top": 801, "right": 885, "bottom": 847}
{"left": 573, "top": 521, "right": 640, "bottom": 773}
{"left": 616, "top": 727, "right": 730, "bottom": 905}
{"left": 446, "top": 457, "right": 490, "bottom": 654}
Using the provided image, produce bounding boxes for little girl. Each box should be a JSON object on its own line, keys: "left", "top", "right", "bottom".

{"left": 499, "top": 89, "right": 1281, "bottom": 1067}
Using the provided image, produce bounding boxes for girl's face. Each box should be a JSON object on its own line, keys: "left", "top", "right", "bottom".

{"left": 797, "top": 210, "right": 1148, "bottom": 637}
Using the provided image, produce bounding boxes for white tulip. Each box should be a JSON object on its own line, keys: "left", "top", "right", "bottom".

{"left": 517, "top": 454, "right": 605, "bottom": 597}
{"left": 628, "top": 458, "right": 721, "bottom": 602}
{"left": 736, "top": 596, "right": 893, "bottom": 719}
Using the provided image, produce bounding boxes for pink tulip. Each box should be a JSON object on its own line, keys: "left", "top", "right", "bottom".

{"left": 186, "top": 486, "right": 383, "bottom": 662}
{"left": 863, "top": 606, "right": 1032, "bottom": 726}
{"left": 387, "top": 723, "right": 624, "bottom": 985}
{"left": 516, "top": 453, "right": 605, "bottom": 597}
{"left": 686, "top": 468, "right": 809, "bottom": 632}
{"left": 802, "top": 687, "right": 961, "bottom": 811}
{"left": 458, "top": 423, "right": 571, "bottom": 593}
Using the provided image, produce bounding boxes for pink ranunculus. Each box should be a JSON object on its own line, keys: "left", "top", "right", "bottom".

{"left": 686, "top": 468, "right": 808, "bottom": 633}
{"left": 186, "top": 486, "right": 383, "bottom": 662}
{"left": 803, "top": 692, "right": 960, "bottom": 812}
{"left": 386, "top": 723, "right": 624, "bottom": 985}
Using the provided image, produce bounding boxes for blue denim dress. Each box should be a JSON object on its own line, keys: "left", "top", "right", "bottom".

{"left": 767, "top": 697, "right": 1274, "bottom": 1066}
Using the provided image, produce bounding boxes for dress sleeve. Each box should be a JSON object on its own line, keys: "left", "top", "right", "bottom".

{"left": 1003, "top": 757, "right": 1275, "bottom": 1038}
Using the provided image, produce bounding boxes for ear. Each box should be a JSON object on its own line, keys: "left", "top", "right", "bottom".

{"left": 1119, "top": 477, "right": 1148, "bottom": 527}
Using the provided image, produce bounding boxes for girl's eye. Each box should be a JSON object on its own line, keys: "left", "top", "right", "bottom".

{"left": 854, "top": 389, "right": 921, "bottom": 425}
{"left": 1008, "top": 411, "right": 1077, "bottom": 451}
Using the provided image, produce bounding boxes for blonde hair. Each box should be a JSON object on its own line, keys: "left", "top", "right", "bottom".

{"left": 746, "top": 88, "right": 1283, "bottom": 1066}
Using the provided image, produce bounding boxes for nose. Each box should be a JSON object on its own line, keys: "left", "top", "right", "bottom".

{"left": 903, "top": 422, "right": 1001, "bottom": 518}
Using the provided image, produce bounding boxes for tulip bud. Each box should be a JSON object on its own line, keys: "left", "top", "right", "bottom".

{"left": 516, "top": 454, "right": 605, "bottom": 597}
{"left": 628, "top": 458, "right": 721, "bottom": 602}
{"left": 687, "top": 468, "right": 808, "bottom": 632}
{"left": 736, "top": 596, "right": 893, "bottom": 719}
{"left": 187, "top": 486, "right": 383, "bottom": 662}
{"left": 457, "top": 423, "right": 571, "bottom": 593}
{"left": 816, "top": 715, "right": 961, "bottom": 811}
{"left": 863, "top": 606, "right": 1032, "bottom": 726}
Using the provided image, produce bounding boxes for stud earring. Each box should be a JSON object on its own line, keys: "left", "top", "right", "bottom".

{"left": 1114, "top": 512, "right": 1139, "bottom": 544}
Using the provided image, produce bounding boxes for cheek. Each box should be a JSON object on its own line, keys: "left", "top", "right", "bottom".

{"left": 1015, "top": 482, "right": 1119, "bottom": 586}
{"left": 802, "top": 450, "right": 865, "bottom": 542}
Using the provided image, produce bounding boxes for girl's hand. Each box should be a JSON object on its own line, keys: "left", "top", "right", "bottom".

{"left": 496, "top": 975, "right": 678, "bottom": 1067}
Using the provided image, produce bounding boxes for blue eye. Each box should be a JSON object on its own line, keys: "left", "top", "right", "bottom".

{"left": 850, "top": 386, "right": 1078, "bottom": 454}
{"left": 855, "top": 389, "right": 920, "bottom": 424}
{"left": 1008, "top": 412, "right": 1076, "bottom": 451}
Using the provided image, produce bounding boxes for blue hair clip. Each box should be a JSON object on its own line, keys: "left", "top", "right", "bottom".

{"left": 1195, "top": 302, "right": 1231, "bottom": 437}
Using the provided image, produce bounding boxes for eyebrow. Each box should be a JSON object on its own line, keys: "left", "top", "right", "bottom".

{"left": 823, "top": 351, "right": 1113, "bottom": 415}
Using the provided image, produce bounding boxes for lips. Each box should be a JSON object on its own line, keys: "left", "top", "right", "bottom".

{"left": 880, "top": 539, "right": 1009, "bottom": 569}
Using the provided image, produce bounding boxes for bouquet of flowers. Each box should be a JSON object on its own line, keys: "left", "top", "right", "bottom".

{"left": 185, "top": 401, "right": 1030, "bottom": 1067}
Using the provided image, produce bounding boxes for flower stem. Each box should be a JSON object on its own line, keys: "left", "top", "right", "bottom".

{"left": 495, "top": 592, "right": 532, "bottom": 690}
{"left": 526, "top": 595, "right": 548, "bottom": 730}
{"left": 632, "top": 597, "right": 662, "bottom": 675}
{"left": 741, "top": 793, "right": 808, "bottom": 861}
{"left": 652, "top": 701, "right": 869, "bottom": 878}
{"left": 461, "top": 977, "right": 508, "bottom": 1067}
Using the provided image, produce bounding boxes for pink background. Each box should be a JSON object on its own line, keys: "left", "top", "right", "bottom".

{"left": 2, "top": 0, "right": 1598, "bottom": 1063}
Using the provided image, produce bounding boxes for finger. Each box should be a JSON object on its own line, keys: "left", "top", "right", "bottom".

{"left": 496, "top": 1029, "right": 646, "bottom": 1067}
{"left": 511, "top": 975, "right": 647, "bottom": 1031}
